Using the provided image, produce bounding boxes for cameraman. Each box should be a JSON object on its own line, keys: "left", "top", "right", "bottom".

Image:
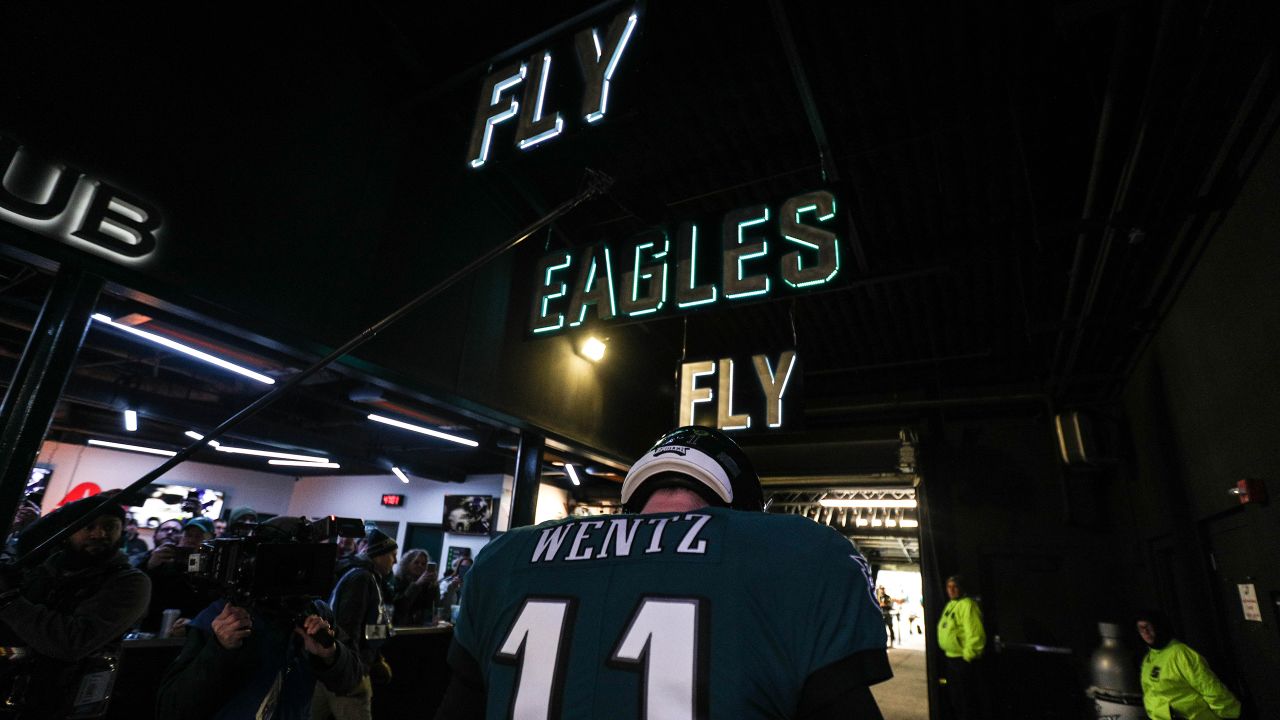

{"left": 155, "top": 517, "right": 361, "bottom": 719}
{"left": 0, "top": 492, "right": 150, "bottom": 719}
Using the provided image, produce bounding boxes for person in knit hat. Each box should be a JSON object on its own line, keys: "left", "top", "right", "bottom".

{"left": 312, "top": 528, "right": 397, "bottom": 719}
{"left": 226, "top": 506, "right": 258, "bottom": 536}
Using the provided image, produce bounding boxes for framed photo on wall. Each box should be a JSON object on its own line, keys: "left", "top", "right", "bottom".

{"left": 443, "top": 495, "right": 494, "bottom": 535}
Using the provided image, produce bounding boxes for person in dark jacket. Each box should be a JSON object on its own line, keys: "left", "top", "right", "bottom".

{"left": 155, "top": 517, "right": 361, "bottom": 720}
{"left": 312, "top": 528, "right": 396, "bottom": 720}
{"left": 0, "top": 492, "right": 150, "bottom": 719}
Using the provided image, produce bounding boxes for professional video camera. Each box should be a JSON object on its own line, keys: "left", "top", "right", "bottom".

{"left": 184, "top": 514, "right": 365, "bottom": 608}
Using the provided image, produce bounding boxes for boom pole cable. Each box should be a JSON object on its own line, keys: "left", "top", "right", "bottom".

{"left": 17, "top": 170, "right": 614, "bottom": 567}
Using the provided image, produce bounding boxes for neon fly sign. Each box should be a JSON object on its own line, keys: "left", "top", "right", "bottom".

{"left": 680, "top": 351, "right": 800, "bottom": 432}
{"left": 466, "top": 8, "right": 639, "bottom": 168}
{"left": 529, "top": 190, "right": 841, "bottom": 335}
{"left": 0, "top": 134, "right": 161, "bottom": 262}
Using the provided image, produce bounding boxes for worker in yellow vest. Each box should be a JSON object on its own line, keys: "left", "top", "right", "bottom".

{"left": 937, "top": 574, "right": 985, "bottom": 720}
{"left": 1136, "top": 611, "right": 1240, "bottom": 720}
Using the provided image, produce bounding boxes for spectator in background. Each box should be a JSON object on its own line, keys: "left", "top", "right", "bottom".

{"left": 878, "top": 585, "right": 897, "bottom": 648}
{"left": 0, "top": 492, "right": 150, "bottom": 718}
{"left": 141, "top": 516, "right": 217, "bottom": 636}
{"left": 123, "top": 515, "right": 149, "bottom": 566}
{"left": 226, "top": 506, "right": 258, "bottom": 536}
{"left": 213, "top": 518, "right": 227, "bottom": 538}
{"left": 313, "top": 529, "right": 396, "bottom": 720}
{"left": 1136, "top": 610, "right": 1240, "bottom": 720}
{"left": 392, "top": 548, "right": 438, "bottom": 625}
{"left": 438, "top": 554, "right": 472, "bottom": 612}
{"left": 135, "top": 517, "right": 182, "bottom": 570}
{"left": 3, "top": 496, "right": 42, "bottom": 559}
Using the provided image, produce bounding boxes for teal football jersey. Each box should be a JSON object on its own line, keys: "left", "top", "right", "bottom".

{"left": 453, "top": 506, "right": 888, "bottom": 719}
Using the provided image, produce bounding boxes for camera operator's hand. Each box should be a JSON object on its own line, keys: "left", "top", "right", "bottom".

{"left": 211, "top": 603, "right": 252, "bottom": 650}
{"left": 147, "top": 545, "right": 177, "bottom": 570}
{"left": 295, "top": 615, "right": 336, "bottom": 660}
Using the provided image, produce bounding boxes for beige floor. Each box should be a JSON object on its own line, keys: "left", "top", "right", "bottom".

{"left": 871, "top": 646, "right": 931, "bottom": 720}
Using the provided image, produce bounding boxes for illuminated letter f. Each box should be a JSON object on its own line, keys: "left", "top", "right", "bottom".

{"left": 466, "top": 62, "right": 526, "bottom": 169}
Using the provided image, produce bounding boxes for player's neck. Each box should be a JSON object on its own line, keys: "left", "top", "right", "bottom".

{"left": 639, "top": 489, "right": 711, "bottom": 513}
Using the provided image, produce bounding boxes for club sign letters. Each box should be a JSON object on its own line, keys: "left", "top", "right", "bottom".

{"left": 0, "top": 135, "right": 161, "bottom": 262}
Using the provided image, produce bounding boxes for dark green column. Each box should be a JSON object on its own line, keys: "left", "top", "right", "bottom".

{"left": 0, "top": 266, "right": 102, "bottom": 539}
{"left": 509, "top": 431, "right": 544, "bottom": 529}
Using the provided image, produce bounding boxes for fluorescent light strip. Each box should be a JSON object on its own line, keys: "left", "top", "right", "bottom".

{"left": 214, "top": 445, "right": 329, "bottom": 463}
{"left": 566, "top": 464, "right": 581, "bottom": 486}
{"left": 391, "top": 466, "right": 410, "bottom": 484}
{"left": 124, "top": 409, "right": 138, "bottom": 432}
{"left": 184, "top": 430, "right": 221, "bottom": 448}
{"left": 268, "top": 459, "right": 340, "bottom": 469}
{"left": 366, "top": 413, "right": 479, "bottom": 447}
{"left": 817, "top": 498, "right": 917, "bottom": 509}
{"left": 88, "top": 439, "right": 176, "bottom": 457}
{"left": 91, "top": 314, "right": 275, "bottom": 385}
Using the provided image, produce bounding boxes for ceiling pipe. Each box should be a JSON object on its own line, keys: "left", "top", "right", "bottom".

{"left": 766, "top": 0, "right": 871, "bottom": 277}
{"left": 1060, "top": 2, "right": 1178, "bottom": 393}
{"left": 807, "top": 393, "right": 1052, "bottom": 418}
{"left": 1048, "top": 11, "right": 1134, "bottom": 390}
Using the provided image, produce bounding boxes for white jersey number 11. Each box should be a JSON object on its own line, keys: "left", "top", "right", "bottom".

{"left": 495, "top": 596, "right": 704, "bottom": 720}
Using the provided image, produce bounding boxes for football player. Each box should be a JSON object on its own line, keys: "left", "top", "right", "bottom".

{"left": 435, "top": 426, "right": 890, "bottom": 719}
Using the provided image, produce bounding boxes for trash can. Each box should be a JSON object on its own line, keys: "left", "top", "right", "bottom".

{"left": 1086, "top": 622, "right": 1144, "bottom": 719}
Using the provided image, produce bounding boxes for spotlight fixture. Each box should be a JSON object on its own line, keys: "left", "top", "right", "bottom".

{"left": 579, "top": 336, "right": 606, "bottom": 363}
{"left": 391, "top": 466, "right": 410, "bottom": 484}
{"left": 366, "top": 413, "right": 479, "bottom": 447}
{"left": 91, "top": 314, "right": 275, "bottom": 384}
{"left": 565, "top": 464, "right": 581, "bottom": 486}
{"left": 123, "top": 409, "right": 138, "bottom": 432}
{"left": 268, "top": 460, "right": 340, "bottom": 469}
{"left": 88, "top": 439, "right": 176, "bottom": 457}
{"left": 817, "top": 498, "right": 917, "bottom": 509}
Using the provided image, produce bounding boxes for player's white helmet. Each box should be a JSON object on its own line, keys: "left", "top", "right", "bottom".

{"left": 621, "top": 426, "right": 763, "bottom": 512}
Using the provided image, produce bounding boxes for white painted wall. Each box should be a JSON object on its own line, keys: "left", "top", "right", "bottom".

{"left": 287, "top": 472, "right": 513, "bottom": 552}
{"left": 36, "top": 440, "right": 295, "bottom": 516}
{"left": 35, "top": 441, "right": 539, "bottom": 560}
{"left": 535, "top": 483, "right": 570, "bottom": 524}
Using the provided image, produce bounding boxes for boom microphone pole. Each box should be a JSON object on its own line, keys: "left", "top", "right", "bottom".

{"left": 15, "top": 169, "right": 613, "bottom": 567}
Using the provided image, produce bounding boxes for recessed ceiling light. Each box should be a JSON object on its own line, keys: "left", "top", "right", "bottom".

{"left": 214, "top": 445, "right": 329, "bottom": 463}
{"left": 268, "top": 460, "right": 340, "bottom": 469}
{"left": 366, "top": 413, "right": 478, "bottom": 447}
{"left": 88, "top": 439, "right": 176, "bottom": 457}
{"left": 391, "top": 466, "right": 410, "bottom": 484}
{"left": 91, "top": 313, "right": 275, "bottom": 385}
